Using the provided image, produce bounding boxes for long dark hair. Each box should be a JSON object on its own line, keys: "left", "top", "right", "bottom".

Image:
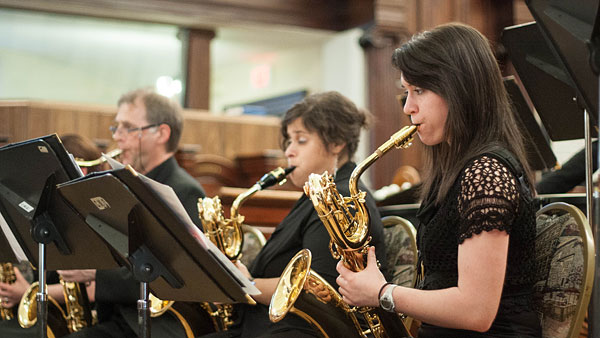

{"left": 392, "top": 23, "right": 534, "bottom": 203}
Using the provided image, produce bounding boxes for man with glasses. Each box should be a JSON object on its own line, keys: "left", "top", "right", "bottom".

{"left": 58, "top": 88, "right": 206, "bottom": 338}
{"left": 108, "top": 88, "right": 205, "bottom": 225}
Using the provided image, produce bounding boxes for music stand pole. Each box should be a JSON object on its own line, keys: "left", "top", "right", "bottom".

{"left": 592, "top": 78, "right": 600, "bottom": 338}
{"left": 138, "top": 282, "right": 150, "bottom": 338}
{"left": 585, "top": 111, "right": 593, "bottom": 220}
{"left": 36, "top": 244, "right": 48, "bottom": 338}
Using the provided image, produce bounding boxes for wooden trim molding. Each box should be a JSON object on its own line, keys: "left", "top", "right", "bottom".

{"left": 0, "top": 0, "right": 374, "bottom": 31}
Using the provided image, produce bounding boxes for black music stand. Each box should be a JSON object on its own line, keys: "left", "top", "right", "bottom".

{"left": 502, "top": 22, "right": 591, "bottom": 141}
{"left": 0, "top": 134, "right": 120, "bottom": 338}
{"left": 504, "top": 76, "right": 557, "bottom": 170}
{"left": 57, "top": 167, "right": 258, "bottom": 338}
{"left": 526, "top": 0, "right": 599, "bottom": 119}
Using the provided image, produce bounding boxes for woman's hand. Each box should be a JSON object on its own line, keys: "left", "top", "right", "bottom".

{"left": 0, "top": 266, "right": 30, "bottom": 308}
{"left": 234, "top": 260, "right": 252, "bottom": 280}
{"left": 336, "top": 246, "right": 386, "bottom": 307}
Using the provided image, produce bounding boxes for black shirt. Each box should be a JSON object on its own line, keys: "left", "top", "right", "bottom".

{"left": 233, "top": 161, "right": 387, "bottom": 337}
{"left": 416, "top": 151, "right": 541, "bottom": 337}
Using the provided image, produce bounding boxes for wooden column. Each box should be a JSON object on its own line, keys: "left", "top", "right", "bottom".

{"left": 362, "top": 28, "right": 422, "bottom": 190}
{"left": 184, "top": 28, "right": 215, "bottom": 110}
{"left": 363, "top": 0, "right": 515, "bottom": 190}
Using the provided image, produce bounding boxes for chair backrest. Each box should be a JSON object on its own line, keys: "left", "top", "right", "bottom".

{"left": 188, "top": 154, "right": 240, "bottom": 196}
{"left": 239, "top": 223, "right": 267, "bottom": 267}
{"left": 381, "top": 215, "right": 418, "bottom": 288}
{"left": 534, "top": 202, "right": 595, "bottom": 338}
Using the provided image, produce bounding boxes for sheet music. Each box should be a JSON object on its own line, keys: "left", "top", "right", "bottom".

{"left": 137, "top": 174, "right": 260, "bottom": 296}
{"left": 67, "top": 153, "right": 85, "bottom": 177}
{"left": 0, "top": 211, "right": 28, "bottom": 262}
{"left": 203, "top": 236, "right": 260, "bottom": 295}
{"left": 104, "top": 153, "right": 125, "bottom": 170}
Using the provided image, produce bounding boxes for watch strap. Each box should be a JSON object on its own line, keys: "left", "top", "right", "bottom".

{"left": 379, "top": 284, "right": 398, "bottom": 312}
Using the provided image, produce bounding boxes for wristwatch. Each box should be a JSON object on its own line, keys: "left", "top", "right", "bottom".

{"left": 379, "top": 284, "right": 397, "bottom": 312}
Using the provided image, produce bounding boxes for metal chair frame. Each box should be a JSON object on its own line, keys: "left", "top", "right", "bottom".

{"left": 536, "top": 202, "right": 595, "bottom": 338}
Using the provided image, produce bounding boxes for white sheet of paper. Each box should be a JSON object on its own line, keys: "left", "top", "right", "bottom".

{"left": 0, "top": 211, "right": 29, "bottom": 262}
{"left": 67, "top": 153, "right": 85, "bottom": 177}
{"left": 104, "top": 153, "right": 125, "bottom": 170}
{"left": 137, "top": 174, "right": 260, "bottom": 296}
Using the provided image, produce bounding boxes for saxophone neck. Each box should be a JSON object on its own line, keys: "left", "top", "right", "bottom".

{"left": 231, "top": 166, "right": 296, "bottom": 221}
{"left": 230, "top": 184, "right": 260, "bottom": 223}
{"left": 349, "top": 154, "right": 377, "bottom": 197}
{"left": 75, "top": 148, "right": 122, "bottom": 168}
{"left": 350, "top": 125, "right": 417, "bottom": 196}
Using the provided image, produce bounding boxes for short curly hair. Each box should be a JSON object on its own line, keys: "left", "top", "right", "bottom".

{"left": 281, "top": 91, "right": 371, "bottom": 161}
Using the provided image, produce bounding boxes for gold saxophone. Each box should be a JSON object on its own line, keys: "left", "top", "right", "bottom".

{"left": 18, "top": 278, "right": 95, "bottom": 335}
{"left": 0, "top": 263, "right": 16, "bottom": 320}
{"left": 197, "top": 166, "right": 295, "bottom": 331}
{"left": 269, "top": 125, "right": 417, "bottom": 338}
{"left": 74, "top": 148, "right": 122, "bottom": 168}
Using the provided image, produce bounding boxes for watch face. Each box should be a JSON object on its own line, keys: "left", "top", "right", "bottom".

{"left": 381, "top": 296, "right": 393, "bottom": 310}
{"left": 380, "top": 286, "right": 396, "bottom": 311}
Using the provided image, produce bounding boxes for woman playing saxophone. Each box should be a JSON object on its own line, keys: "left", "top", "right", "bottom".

{"left": 199, "top": 91, "right": 388, "bottom": 338}
{"left": 336, "top": 23, "right": 541, "bottom": 337}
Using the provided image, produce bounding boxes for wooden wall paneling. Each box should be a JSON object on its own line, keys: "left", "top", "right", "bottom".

{"left": 27, "top": 106, "right": 55, "bottom": 138}
{"left": 1, "top": 101, "right": 282, "bottom": 165}
{"left": 416, "top": 0, "right": 456, "bottom": 31}
{"left": 365, "top": 0, "right": 517, "bottom": 190}
{"left": 513, "top": 0, "right": 534, "bottom": 25}
{"left": 180, "top": 112, "right": 281, "bottom": 160}
{"left": 92, "top": 112, "right": 117, "bottom": 142}
{"left": 222, "top": 117, "right": 281, "bottom": 160}
{"left": 181, "top": 114, "right": 225, "bottom": 155}
{"left": 0, "top": 104, "right": 11, "bottom": 142}
{"left": 13, "top": 105, "right": 29, "bottom": 142}
{"left": 0, "top": 0, "right": 374, "bottom": 32}
{"left": 0, "top": 103, "right": 29, "bottom": 143}
{"left": 363, "top": 32, "right": 423, "bottom": 190}
{"left": 54, "top": 109, "right": 79, "bottom": 136}
{"left": 373, "top": 0, "right": 414, "bottom": 34}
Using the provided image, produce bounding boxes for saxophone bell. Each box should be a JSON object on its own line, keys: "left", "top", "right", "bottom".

{"left": 193, "top": 166, "right": 296, "bottom": 332}
{"left": 17, "top": 278, "right": 93, "bottom": 336}
{"left": 269, "top": 126, "right": 418, "bottom": 338}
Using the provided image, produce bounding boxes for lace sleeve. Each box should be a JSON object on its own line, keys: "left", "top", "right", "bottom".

{"left": 457, "top": 155, "right": 520, "bottom": 243}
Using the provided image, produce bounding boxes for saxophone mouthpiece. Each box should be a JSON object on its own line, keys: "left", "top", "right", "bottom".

{"left": 257, "top": 166, "right": 296, "bottom": 190}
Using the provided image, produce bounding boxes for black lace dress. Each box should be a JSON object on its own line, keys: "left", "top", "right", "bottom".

{"left": 416, "top": 152, "right": 542, "bottom": 337}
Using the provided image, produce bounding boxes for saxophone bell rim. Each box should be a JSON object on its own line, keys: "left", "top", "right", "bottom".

{"left": 269, "top": 248, "right": 312, "bottom": 323}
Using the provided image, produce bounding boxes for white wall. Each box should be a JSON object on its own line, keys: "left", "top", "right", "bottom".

{"left": 320, "top": 28, "right": 370, "bottom": 166}
{"left": 0, "top": 8, "right": 366, "bottom": 120}
{"left": 0, "top": 9, "right": 182, "bottom": 105}
{"left": 552, "top": 139, "right": 586, "bottom": 165}
{"left": 210, "top": 41, "right": 324, "bottom": 113}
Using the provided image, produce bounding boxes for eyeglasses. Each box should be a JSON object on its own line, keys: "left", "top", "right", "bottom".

{"left": 109, "top": 123, "right": 161, "bottom": 136}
